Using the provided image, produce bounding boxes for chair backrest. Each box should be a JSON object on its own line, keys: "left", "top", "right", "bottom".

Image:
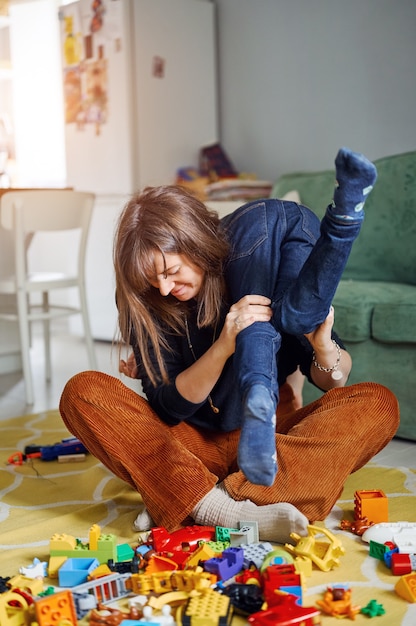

{"left": 0, "top": 189, "right": 95, "bottom": 283}
{"left": 0, "top": 190, "right": 94, "bottom": 233}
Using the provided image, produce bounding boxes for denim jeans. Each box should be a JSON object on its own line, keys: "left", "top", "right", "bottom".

{"left": 221, "top": 199, "right": 362, "bottom": 401}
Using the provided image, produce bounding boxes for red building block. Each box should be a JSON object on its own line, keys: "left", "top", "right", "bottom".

{"left": 391, "top": 553, "right": 413, "bottom": 576}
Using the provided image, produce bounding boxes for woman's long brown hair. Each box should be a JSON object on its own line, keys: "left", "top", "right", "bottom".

{"left": 114, "top": 185, "right": 230, "bottom": 386}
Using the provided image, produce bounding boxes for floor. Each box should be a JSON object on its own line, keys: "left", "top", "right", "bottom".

{"left": 0, "top": 322, "right": 415, "bottom": 470}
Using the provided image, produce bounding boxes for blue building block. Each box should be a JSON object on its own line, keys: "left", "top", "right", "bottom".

{"left": 58, "top": 557, "right": 100, "bottom": 587}
{"left": 280, "top": 585, "right": 303, "bottom": 603}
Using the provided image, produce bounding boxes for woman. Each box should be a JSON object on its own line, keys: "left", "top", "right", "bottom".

{"left": 60, "top": 148, "right": 399, "bottom": 544}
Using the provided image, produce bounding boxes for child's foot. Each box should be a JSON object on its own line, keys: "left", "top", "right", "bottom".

{"left": 238, "top": 384, "right": 278, "bottom": 486}
{"left": 330, "top": 147, "right": 377, "bottom": 221}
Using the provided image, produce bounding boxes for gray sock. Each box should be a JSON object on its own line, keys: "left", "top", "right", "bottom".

{"left": 191, "top": 482, "right": 308, "bottom": 544}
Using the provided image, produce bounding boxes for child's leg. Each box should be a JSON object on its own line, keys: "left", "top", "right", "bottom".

{"left": 225, "top": 382, "right": 399, "bottom": 521}
{"left": 275, "top": 147, "right": 377, "bottom": 335}
{"left": 225, "top": 148, "right": 377, "bottom": 487}
{"left": 236, "top": 323, "right": 281, "bottom": 486}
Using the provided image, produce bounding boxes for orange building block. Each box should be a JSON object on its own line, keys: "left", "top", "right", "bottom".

{"left": 354, "top": 490, "right": 388, "bottom": 524}
{"left": 395, "top": 572, "right": 416, "bottom": 603}
{"left": 34, "top": 590, "right": 77, "bottom": 626}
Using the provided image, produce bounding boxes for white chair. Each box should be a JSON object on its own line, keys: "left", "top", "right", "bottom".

{"left": 0, "top": 189, "right": 98, "bottom": 404}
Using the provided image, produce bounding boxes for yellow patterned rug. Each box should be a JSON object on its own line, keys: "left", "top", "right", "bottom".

{"left": 1, "top": 410, "right": 415, "bottom": 625}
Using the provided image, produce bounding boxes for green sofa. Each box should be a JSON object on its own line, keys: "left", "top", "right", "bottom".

{"left": 272, "top": 150, "right": 416, "bottom": 441}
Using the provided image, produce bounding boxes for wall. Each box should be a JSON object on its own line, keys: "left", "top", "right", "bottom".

{"left": 215, "top": 0, "right": 416, "bottom": 180}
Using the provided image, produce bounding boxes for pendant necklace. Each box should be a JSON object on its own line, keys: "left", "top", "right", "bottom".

{"left": 184, "top": 316, "right": 220, "bottom": 414}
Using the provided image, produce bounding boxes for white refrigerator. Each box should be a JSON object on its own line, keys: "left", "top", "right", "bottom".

{"left": 59, "top": 0, "right": 218, "bottom": 340}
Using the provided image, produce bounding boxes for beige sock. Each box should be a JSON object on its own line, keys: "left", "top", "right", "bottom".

{"left": 191, "top": 482, "right": 308, "bottom": 544}
{"left": 133, "top": 506, "right": 155, "bottom": 532}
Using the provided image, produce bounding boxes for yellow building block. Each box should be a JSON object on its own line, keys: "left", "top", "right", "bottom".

{"left": 395, "top": 572, "right": 416, "bottom": 603}
{"left": 48, "top": 555, "right": 68, "bottom": 578}
{"left": 183, "top": 588, "right": 233, "bottom": 626}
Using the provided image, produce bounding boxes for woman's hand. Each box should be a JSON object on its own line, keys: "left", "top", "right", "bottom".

{"left": 304, "top": 305, "right": 335, "bottom": 352}
{"left": 175, "top": 294, "right": 273, "bottom": 405}
{"left": 219, "top": 294, "right": 273, "bottom": 356}
{"left": 305, "top": 306, "right": 352, "bottom": 389}
{"left": 119, "top": 352, "right": 138, "bottom": 379}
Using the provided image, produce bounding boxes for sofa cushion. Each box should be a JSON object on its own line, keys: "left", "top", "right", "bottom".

{"left": 333, "top": 280, "right": 416, "bottom": 343}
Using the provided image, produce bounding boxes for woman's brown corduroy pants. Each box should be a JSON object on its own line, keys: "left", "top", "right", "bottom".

{"left": 59, "top": 371, "right": 399, "bottom": 532}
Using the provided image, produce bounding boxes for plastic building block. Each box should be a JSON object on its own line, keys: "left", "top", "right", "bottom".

{"left": 147, "top": 525, "right": 216, "bottom": 554}
{"left": 360, "top": 599, "right": 386, "bottom": 617}
{"left": 33, "top": 590, "right": 77, "bottom": 626}
{"left": 182, "top": 588, "right": 233, "bottom": 626}
{"left": 58, "top": 557, "right": 100, "bottom": 587}
{"left": 228, "top": 521, "right": 259, "bottom": 546}
{"left": 316, "top": 586, "right": 361, "bottom": 619}
{"left": 145, "top": 554, "right": 178, "bottom": 574}
{"left": 183, "top": 542, "right": 219, "bottom": 568}
{"left": 205, "top": 540, "right": 231, "bottom": 554}
{"left": 49, "top": 524, "right": 118, "bottom": 563}
{"left": 383, "top": 547, "right": 399, "bottom": 569}
{"left": 395, "top": 572, "right": 416, "bottom": 602}
{"left": 292, "top": 556, "right": 313, "bottom": 578}
{"left": 240, "top": 542, "right": 274, "bottom": 569}
{"left": 204, "top": 547, "right": 244, "bottom": 581}
{"left": 392, "top": 528, "right": 416, "bottom": 554}
{"left": 354, "top": 490, "right": 388, "bottom": 524}
{"left": 216, "top": 526, "right": 234, "bottom": 542}
{"left": 7, "top": 575, "right": 44, "bottom": 595}
{"left": 146, "top": 590, "right": 190, "bottom": 612}
{"left": 222, "top": 583, "right": 264, "bottom": 616}
{"left": 391, "top": 553, "right": 416, "bottom": 576}
{"left": 70, "top": 572, "right": 131, "bottom": 604}
{"left": 235, "top": 564, "right": 262, "bottom": 586}
{"left": 248, "top": 593, "right": 321, "bottom": 626}
{"left": 0, "top": 590, "right": 32, "bottom": 626}
{"left": 361, "top": 521, "right": 416, "bottom": 544}
{"left": 108, "top": 555, "right": 141, "bottom": 574}
{"left": 89, "top": 564, "right": 113, "bottom": 579}
{"left": 260, "top": 547, "right": 294, "bottom": 571}
{"left": 127, "top": 568, "right": 215, "bottom": 595}
{"left": 116, "top": 543, "right": 135, "bottom": 562}
{"left": 72, "top": 590, "right": 98, "bottom": 620}
{"left": 285, "top": 525, "right": 345, "bottom": 572}
{"left": 145, "top": 525, "right": 217, "bottom": 569}
{"left": 263, "top": 564, "right": 303, "bottom": 606}
{"left": 18, "top": 558, "right": 47, "bottom": 579}
{"left": 50, "top": 525, "right": 118, "bottom": 564}
{"left": 48, "top": 556, "right": 67, "bottom": 578}
{"left": 369, "top": 539, "right": 390, "bottom": 561}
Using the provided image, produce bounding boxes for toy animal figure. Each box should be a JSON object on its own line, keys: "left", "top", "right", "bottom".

{"left": 317, "top": 586, "right": 361, "bottom": 619}
{"left": 340, "top": 516, "right": 374, "bottom": 536}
